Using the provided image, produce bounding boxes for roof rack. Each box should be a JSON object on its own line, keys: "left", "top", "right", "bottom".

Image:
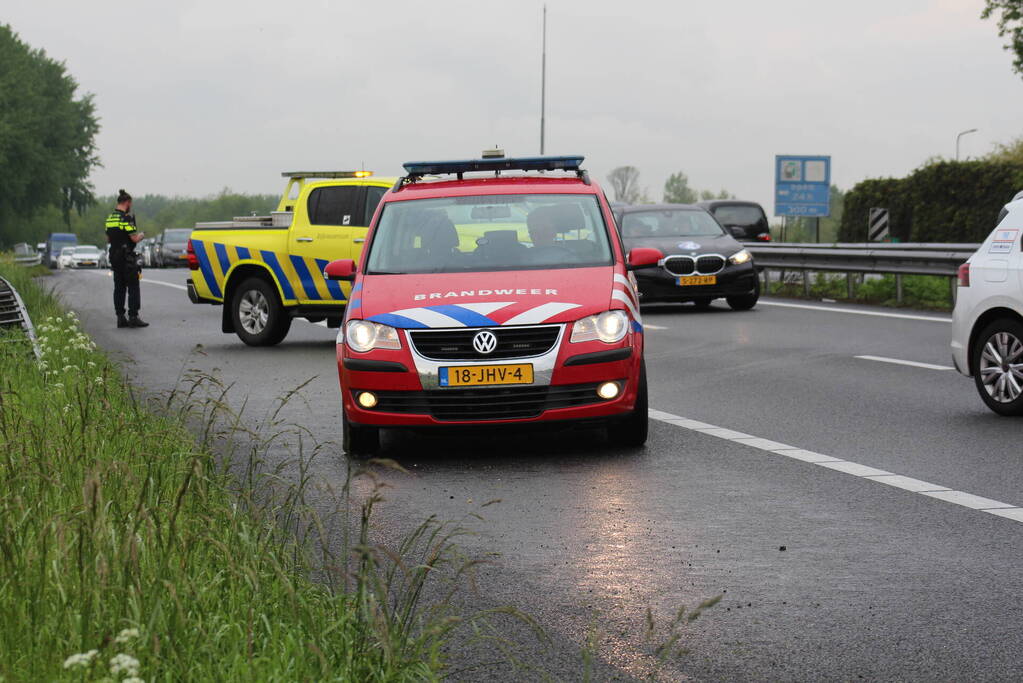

{"left": 393, "top": 154, "right": 588, "bottom": 191}
{"left": 281, "top": 171, "right": 373, "bottom": 179}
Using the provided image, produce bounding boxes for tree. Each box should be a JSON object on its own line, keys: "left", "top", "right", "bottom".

{"left": 662, "top": 172, "right": 698, "bottom": 204}
{"left": 607, "top": 166, "right": 645, "bottom": 204}
{"left": 989, "top": 136, "right": 1023, "bottom": 164}
{"left": 0, "top": 24, "right": 100, "bottom": 246}
{"left": 699, "top": 188, "right": 735, "bottom": 201}
{"left": 982, "top": 1, "right": 1023, "bottom": 79}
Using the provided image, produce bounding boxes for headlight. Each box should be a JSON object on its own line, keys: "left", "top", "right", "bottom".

{"left": 344, "top": 320, "right": 401, "bottom": 352}
{"left": 571, "top": 310, "right": 630, "bottom": 343}
{"left": 729, "top": 249, "right": 752, "bottom": 265}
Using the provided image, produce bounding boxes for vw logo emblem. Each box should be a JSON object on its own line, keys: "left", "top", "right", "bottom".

{"left": 472, "top": 330, "right": 498, "bottom": 355}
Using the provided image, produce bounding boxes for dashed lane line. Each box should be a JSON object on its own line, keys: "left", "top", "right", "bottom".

{"left": 855, "top": 355, "right": 954, "bottom": 371}
{"left": 649, "top": 408, "right": 1023, "bottom": 525}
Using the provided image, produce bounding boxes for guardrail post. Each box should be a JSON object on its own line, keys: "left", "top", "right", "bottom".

{"left": 895, "top": 273, "right": 904, "bottom": 304}
{"left": 846, "top": 273, "right": 854, "bottom": 300}
{"left": 950, "top": 276, "right": 957, "bottom": 307}
{"left": 803, "top": 270, "right": 811, "bottom": 296}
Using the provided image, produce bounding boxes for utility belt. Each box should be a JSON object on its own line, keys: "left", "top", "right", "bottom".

{"left": 111, "top": 245, "right": 140, "bottom": 270}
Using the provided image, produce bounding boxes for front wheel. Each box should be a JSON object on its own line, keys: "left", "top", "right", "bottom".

{"left": 726, "top": 278, "right": 760, "bottom": 311}
{"left": 343, "top": 416, "right": 380, "bottom": 458}
{"left": 608, "top": 361, "right": 648, "bottom": 448}
{"left": 972, "top": 319, "right": 1023, "bottom": 416}
{"left": 231, "top": 277, "right": 292, "bottom": 346}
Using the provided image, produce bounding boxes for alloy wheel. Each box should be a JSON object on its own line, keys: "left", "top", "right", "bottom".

{"left": 979, "top": 331, "right": 1023, "bottom": 403}
{"left": 238, "top": 290, "right": 269, "bottom": 334}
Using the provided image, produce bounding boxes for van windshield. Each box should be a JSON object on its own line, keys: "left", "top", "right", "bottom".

{"left": 366, "top": 194, "right": 613, "bottom": 274}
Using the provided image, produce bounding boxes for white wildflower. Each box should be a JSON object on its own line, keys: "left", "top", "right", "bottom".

{"left": 109, "top": 653, "right": 140, "bottom": 676}
{"left": 122, "top": 677, "right": 145, "bottom": 683}
{"left": 87, "top": 361, "right": 97, "bottom": 368}
{"left": 53, "top": 383, "right": 64, "bottom": 389}
{"left": 114, "top": 628, "right": 140, "bottom": 644}
{"left": 63, "top": 649, "right": 98, "bottom": 669}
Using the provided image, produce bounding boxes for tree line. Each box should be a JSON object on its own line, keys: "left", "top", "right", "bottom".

{"left": 606, "top": 166, "right": 734, "bottom": 205}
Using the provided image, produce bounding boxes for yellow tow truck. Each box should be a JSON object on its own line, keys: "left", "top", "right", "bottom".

{"left": 187, "top": 171, "right": 395, "bottom": 345}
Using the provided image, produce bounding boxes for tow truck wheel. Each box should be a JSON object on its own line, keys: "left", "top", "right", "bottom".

{"left": 231, "top": 277, "right": 291, "bottom": 346}
{"left": 726, "top": 278, "right": 760, "bottom": 311}
{"left": 343, "top": 416, "right": 380, "bottom": 458}
{"left": 608, "top": 361, "right": 648, "bottom": 448}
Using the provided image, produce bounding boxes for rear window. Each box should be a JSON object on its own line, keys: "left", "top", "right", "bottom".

{"left": 367, "top": 193, "right": 613, "bottom": 274}
{"left": 710, "top": 205, "right": 767, "bottom": 228}
{"left": 163, "top": 230, "right": 192, "bottom": 242}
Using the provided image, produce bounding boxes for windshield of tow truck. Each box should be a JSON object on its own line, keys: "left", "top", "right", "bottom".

{"left": 366, "top": 193, "right": 613, "bottom": 274}
{"left": 620, "top": 209, "right": 725, "bottom": 238}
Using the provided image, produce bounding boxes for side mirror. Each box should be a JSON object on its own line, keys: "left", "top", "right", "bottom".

{"left": 324, "top": 259, "right": 357, "bottom": 281}
{"left": 626, "top": 247, "right": 662, "bottom": 271}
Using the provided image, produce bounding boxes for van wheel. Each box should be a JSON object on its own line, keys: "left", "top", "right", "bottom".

{"left": 727, "top": 278, "right": 760, "bottom": 311}
{"left": 232, "top": 277, "right": 291, "bottom": 346}
{"left": 608, "top": 362, "right": 648, "bottom": 448}
{"left": 343, "top": 416, "right": 380, "bottom": 458}
{"left": 972, "top": 318, "right": 1023, "bottom": 416}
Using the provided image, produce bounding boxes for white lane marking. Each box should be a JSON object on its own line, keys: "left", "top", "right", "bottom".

{"left": 651, "top": 410, "right": 1023, "bottom": 523}
{"left": 94, "top": 270, "right": 188, "bottom": 291}
{"left": 758, "top": 299, "right": 951, "bottom": 324}
{"left": 855, "top": 355, "right": 954, "bottom": 371}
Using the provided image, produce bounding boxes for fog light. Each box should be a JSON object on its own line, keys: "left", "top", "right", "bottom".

{"left": 596, "top": 381, "right": 620, "bottom": 400}
{"left": 357, "top": 391, "right": 378, "bottom": 409}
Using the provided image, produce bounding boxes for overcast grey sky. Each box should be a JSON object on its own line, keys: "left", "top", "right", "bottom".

{"left": 7, "top": 0, "right": 1023, "bottom": 212}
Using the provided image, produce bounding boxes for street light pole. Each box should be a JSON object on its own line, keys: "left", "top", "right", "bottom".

{"left": 955, "top": 128, "right": 978, "bottom": 161}
{"left": 540, "top": 4, "right": 547, "bottom": 155}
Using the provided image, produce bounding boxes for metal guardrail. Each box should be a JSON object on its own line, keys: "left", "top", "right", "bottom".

{"left": 0, "top": 276, "right": 41, "bottom": 359}
{"left": 12, "top": 243, "right": 41, "bottom": 267}
{"left": 747, "top": 242, "right": 982, "bottom": 304}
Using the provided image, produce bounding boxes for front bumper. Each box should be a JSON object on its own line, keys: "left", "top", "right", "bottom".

{"left": 340, "top": 325, "right": 643, "bottom": 426}
{"left": 635, "top": 261, "right": 757, "bottom": 302}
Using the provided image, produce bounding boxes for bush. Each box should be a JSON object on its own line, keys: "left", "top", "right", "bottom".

{"left": 839, "top": 160, "right": 1023, "bottom": 243}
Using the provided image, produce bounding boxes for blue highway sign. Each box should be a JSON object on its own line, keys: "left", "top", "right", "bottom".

{"left": 775, "top": 155, "right": 831, "bottom": 217}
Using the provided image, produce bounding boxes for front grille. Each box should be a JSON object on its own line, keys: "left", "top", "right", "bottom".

{"left": 363, "top": 382, "right": 612, "bottom": 421}
{"left": 662, "top": 254, "right": 726, "bottom": 276}
{"left": 409, "top": 325, "right": 560, "bottom": 361}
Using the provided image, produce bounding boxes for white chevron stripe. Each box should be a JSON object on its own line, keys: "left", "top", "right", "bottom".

{"left": 613, "top": 273, "right": 639, "bottom": 304}
{"left": 389, "top": 307, "right": 468, "bottom": 328}
{"left": 502, "top": 302, "right": 581, "bottom": 326}
{"left": 612, "top": 290, "right": 641, "bottom": 322}
{"left": 456, "top": 302, "right": 516, "bottom": 316}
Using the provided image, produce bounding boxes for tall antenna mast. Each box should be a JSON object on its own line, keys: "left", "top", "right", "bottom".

{"left": 540, "top": 3, "right": 547, "bottom": 155}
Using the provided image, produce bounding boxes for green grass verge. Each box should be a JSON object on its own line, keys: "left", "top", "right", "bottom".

{"left": 0, "top": 260, "right": 451, "bottom": 680}
{"left": 765, "top": 272, "right": 955, "bottom": 312}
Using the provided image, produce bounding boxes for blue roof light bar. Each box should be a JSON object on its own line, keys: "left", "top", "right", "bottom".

{"left": 402, "top": 155, "right": 585, "bottom": 177}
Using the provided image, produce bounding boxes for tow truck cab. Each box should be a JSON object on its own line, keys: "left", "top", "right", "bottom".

{"left": 186, "top": 171, "right": 395, "bottom": 346}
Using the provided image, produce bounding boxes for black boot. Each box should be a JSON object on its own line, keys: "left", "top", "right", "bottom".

{"left": 117, "top": 315, "right": 129, "bottom": 328}
{"left": 128, "top": 316, "right": 149, "bottom": 328}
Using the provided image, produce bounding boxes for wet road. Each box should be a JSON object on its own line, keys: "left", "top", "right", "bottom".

{"left": 54, "top": 268, "right": 1023, "bottom": 680}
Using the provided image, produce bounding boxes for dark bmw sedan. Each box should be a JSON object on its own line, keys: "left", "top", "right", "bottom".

{"left": 614, "top": 204, "right": 759, "bottom": 310}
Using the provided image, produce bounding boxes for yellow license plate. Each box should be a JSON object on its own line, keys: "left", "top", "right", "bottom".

{"left": 677, "top": 275, "right": 717, "bottom": 286}
{"left": 440, "top": 364, "right": 533, "bottom": 387}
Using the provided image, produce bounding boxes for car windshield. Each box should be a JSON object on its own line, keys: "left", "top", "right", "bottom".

{"left": 74, "top": 246, "right": 99, "bottom": 254}
{"left": 163, "top": 230, "right": 191, "bottom": 242}
{"left": 366, "top": 193, "right": 613, "bottom": 274}
{"left": 620, "top": 210, "right": 724, "bottom": 238}
{"left": 60, "top": 247, "right": 75, "bottom": 256}
{"left": 711, "top": 205, "right": 766, "bottom": 227}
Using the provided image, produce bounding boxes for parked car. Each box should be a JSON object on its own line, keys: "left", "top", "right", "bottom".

{"left": 44, "top": 233, "right": 78, "bottom": 268}
{"left": 56, "top": 246, "right": 77, "bottom": 269}
{"left": 139, "top": 238, "right": 156, "bottom": 267}
{"left": 697, "top": 200, "right": 771, "bottom": 242}
{"left": 950, "top": 193, "right": 1023, "bottom": 415}
{"left": 68, "top": 245, "right": 102, "bottom": 268}
{"left": 614, "top": 203, "right": 759, "bottom": 310}
{"left": 155, "top": 229, "right": 192, "bottom": 267}
{"left": 99, "top": 245, "right": 111, "bottom": 269}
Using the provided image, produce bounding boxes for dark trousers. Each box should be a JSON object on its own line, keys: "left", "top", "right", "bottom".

{"left": 112, "top": 260, "right": 141, "bottom": 317}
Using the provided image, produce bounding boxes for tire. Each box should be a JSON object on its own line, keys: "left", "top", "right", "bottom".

{"left": 692, "top": 297, "right": 713, "bottom": 310}
{"left": 971, "top": 318, "right": 1023, "bottom": 416}
{"left": 343, "top": 415, "right": 380, "bottom": 458}
{"left": 231, "top": 277, "right": 292, "bottom": 346}
{"left": 608, "top": 361, "right": 648, "bottom": 448}
{"left": 726, "top": 278, "right": 760, "bottom": 311}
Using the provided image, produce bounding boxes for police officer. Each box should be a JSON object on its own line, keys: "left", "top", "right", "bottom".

{"left": 106, "top": 189, "right": 149, "bottom": 328}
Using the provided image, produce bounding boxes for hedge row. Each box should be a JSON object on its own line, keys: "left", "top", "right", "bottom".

{"left": 839, "top": 161, "right": 1023, "bottom": 243}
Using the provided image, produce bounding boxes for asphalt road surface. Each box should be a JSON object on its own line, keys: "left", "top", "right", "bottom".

{"left": 53, "top": 267, "right": 1023, "bottom": 681}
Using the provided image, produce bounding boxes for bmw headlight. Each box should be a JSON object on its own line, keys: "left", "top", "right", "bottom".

{"left": 729, "top": 248, "right": 752, "bottom": 265}
{"left": 344, "top": 320, "right": 401, "bottom": 352}
{"left": 571, "top": 310, "right": 630, "bottom": 343}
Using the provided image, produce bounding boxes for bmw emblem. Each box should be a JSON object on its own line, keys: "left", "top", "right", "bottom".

{"left": 472, "top": 329, "right": 498, "bottom": 355}
{"left": 678, "top": 241, "right": 701, "bottom": 251}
